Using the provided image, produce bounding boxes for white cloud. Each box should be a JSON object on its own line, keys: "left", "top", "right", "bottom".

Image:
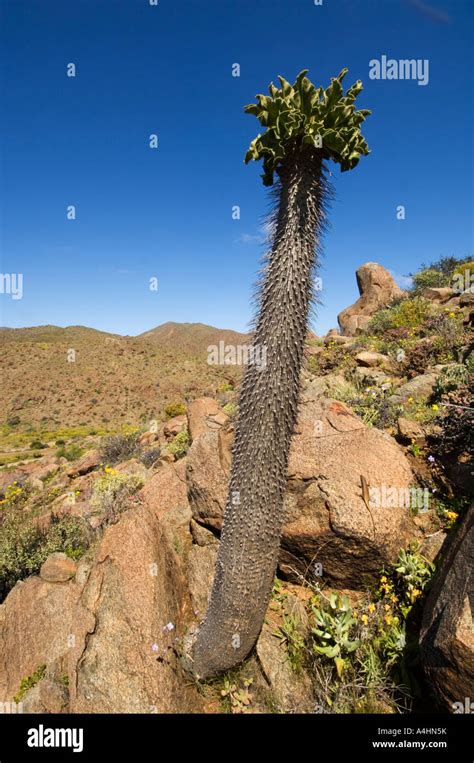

{"left": 239, "top": 233, "right": 266, "bottom": 245}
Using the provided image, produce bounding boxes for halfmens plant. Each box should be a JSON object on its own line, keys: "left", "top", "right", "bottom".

{"left": 193, "top": 69, "right": 371, "bottom": 677}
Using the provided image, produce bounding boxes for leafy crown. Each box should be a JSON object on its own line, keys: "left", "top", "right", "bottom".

{"left": 244, "top": 68, "right": 371, "bottom": 185}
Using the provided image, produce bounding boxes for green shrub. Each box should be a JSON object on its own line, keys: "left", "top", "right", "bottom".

{"left": 369, "top": 297, "right": 433, "bottom": 335}
{"left": 56, "top": 444, "right": 83, "bottom": 462}
{"left": 222, "top": 402, "right": 238, "bottom": 419}
{"left": 217, "top": 382, "right": 233, "bottom": 393}
{"left": 90, "top": 468, "right": 144, "bottom": 523}
{"left": 0, "top": 514, "right": 89, "bottom": 601}
{"left": 0, "top": 482, "right": 30, "bottom": 510}
{"left": 390, "top": 297, "right": 434, "bottom": 330}
{"left": 432, "top": 496, "right": 470, "bottom": 530}
{"left": 42, "top": 516, "right": 89, "bottom": 561}
{"left": 99, "top": 432, "right": 141, "bottom": 464}
{"left": 220, "top": 676, "right": 254, "bottom": 714}
{"left": 367, "top": 309, "right": 393, "bottom": 334}
{"left": 411, "top": 268, "right": 448, "bottom": 293}
{"left": 433, "top": 364, "right": 469, "bottom": 398}
{"left": 308, "top": 344, "right": 356, "bottom": 375}
{"left": 383, "top": 545, "right": 434, "bottom": 618}
{"left": 29, "top": 440, "right": 46, "bottom": 450}
{"left": 140, "top": 447, "right": 161, "bottom": 468}
{"left": 273, "top": 613, "right": 306, "bottom": 673}
{"left": 451, "top": 260, "right": 474, "bottom": 292}
{"left": 421, "top": 256, "right": 469, "bottom": 278}
{"left": 267, "top": 543, "right": 435, "bottom": 715}
{"left": 333, "top": 382, "right": 399, "bottom": 429}
{"left": 167, "top": 429, "right": 190, "bottom": 459}
{"left": 164, "top": 402, "right": 187, "bottom": 419}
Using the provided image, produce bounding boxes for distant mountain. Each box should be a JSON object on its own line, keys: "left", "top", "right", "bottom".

{"left": 138, "top": 322, "right": 249, "bottom": 355}
{"left": 0, "top": 325, "right": 120, "bottom": 343}
{"left": 0, "top": 323, "right": 244, "bottom": 432}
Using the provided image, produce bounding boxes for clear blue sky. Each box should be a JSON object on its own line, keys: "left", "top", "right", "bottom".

{"left": 1, "top": 0, "right": 472, "bottom": 335}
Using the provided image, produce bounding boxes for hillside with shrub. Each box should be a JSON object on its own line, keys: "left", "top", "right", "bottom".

{"left": 0, "top": 259, "right": 472, "bottom": 714}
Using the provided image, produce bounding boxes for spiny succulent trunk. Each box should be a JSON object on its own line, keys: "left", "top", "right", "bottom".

{"left": 193, "top": 148, "right": 326, "bottom": 678}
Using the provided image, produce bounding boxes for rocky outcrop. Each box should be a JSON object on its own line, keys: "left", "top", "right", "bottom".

{"left": 68, "top": 499, "right": 200, "bottom": 713}
{"left": 420, "top": 505, "right": 474, "bottom": 710}
{"left": 355, "top": 351, "right": 390, "bottom": 368}
{"left": 0, "top": 575, "right": 82, "bottom": 702}
{"left": 187, "top": 397, "right": 229, "bottom": 442}
{"left": 186, "top": 431, "right": 229, "bottom": 531}
{"left": 66, "top": 450, "right": 101, "bottom": 478}
{"left": 0, "top": 463, "right": 203, "bottom": 713}
{"left": 397, "top": 417, "right": 426, "bottom": 445}
{"left": 387, "top": 372, "right": 439, "bottom": 405}
{"left": 323, "top": 333, "right": 353, "bottom": 346}
{"left": 40, "top": 553, "right": 77, "bottom": 583}
{"left": 422, "top": 287, "right": 454, "bottom": 302}
{"left": 338, "top": 262, "right": 406, "bottom": 336}
{"left": 163, "top": 415, "right": 187, "bottom": 439}
{"left": 282, "top": 397, "right": 419, "bottom": 586}
{"left": 256, "top": 621, "right": 313, "bottom": 713}
{"left": 459, "top": 291, "right": 474, "bottom": 308}
{"left": 187, "top": 543, "right": 218, "bottom": 620}
{"left": 187, "top": 396, "right": 420, "bottom": 588}
{"left": 0, "top": 458, "right": 59, "bottom": 492}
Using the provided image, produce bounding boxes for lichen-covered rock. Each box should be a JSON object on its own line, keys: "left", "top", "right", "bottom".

{"left": 355, "top": 350, "right": 390, "bottom": 368}
{"left": 282, "top": 398, "right": 419, "bottom": 586}
{"left": 0, "top": 576, "right": 81, "bottom": 702}
{"left": 186, "top": 396, "right": 421, "bottom": 588}
{"left": 420, "top": 506, "right": 474, "bottom": 710}
{"left": 67, "top": 499, "right": 201, "bottom": 713}
{"left": 388, "top": 372, "right": 439, "bottom": 405}
{"left": 186, "top": 431, "right": 229, "bottom": 531}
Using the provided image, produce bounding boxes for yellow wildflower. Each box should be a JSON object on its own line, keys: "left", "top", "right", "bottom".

{"left": 384, "top": 615, "right": 394, "bottom": 625}
{"left": 361, "top": 614, "right": 369, "bottom": 625}
{"left": 368, "top": 603, "right": 376, "bottom": 614}
{"left": 431, "top": 404, "right": 439, "bottom": 411}
{"left": 445, "top": 511, "right": 458, "bottom": 522}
